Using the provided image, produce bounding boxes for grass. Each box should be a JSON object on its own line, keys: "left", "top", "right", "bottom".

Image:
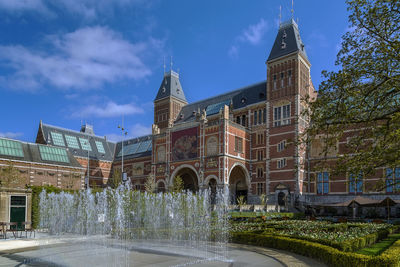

{"left": 357, "top": 233, "right": 400, "bottom": 256}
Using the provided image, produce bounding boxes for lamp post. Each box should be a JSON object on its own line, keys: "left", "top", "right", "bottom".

{"left": 85, "top": 139, "right": 90, "bottom": 189}
{"left": 118, "top": 123, "right": 128, "bottom": 183}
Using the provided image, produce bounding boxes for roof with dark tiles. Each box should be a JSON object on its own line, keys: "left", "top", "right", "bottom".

{"left": 154, "top": 70, "right": 187, "bottom": 103}
{"left": 267, "top": 19, "right": 308, "bottom": 62}
{"left": 175, "top": 81, "right": 266, "bottom": 124}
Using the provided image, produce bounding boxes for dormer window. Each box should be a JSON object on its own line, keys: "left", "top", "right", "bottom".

{"left": 241, "top": 97, "right": 246, "bottom": 104}
{"left": 176, "top": 88, "right": 180, "bottom": 94}
{"left": 282, "top": 30, "right": 287, "bottom": 38}
{"left": 281, "top": 40, "right": 286, "bottom": 49}
{"left": 162, "top": 87, "right": 166, "bottom": 93}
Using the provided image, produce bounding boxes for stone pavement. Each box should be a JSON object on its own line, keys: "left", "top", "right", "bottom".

{"left": 0, "top": 236, "right": 325, "bottom": 267}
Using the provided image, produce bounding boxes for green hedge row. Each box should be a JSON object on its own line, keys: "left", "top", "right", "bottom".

{"left": 274, "top": 225, "right": 399, "bottom": 252}
{"left": 231, "top": 231, "right": 400, "bottom": 267}
{"left": 29, "top": 185, "right": 76, "bottom": 229}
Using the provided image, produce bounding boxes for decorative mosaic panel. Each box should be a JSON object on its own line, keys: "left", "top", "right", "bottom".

{"left": 171, "top": 127, "right": 197, "bottom": 161}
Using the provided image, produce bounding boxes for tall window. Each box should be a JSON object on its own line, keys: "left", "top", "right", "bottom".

{"left": 274, "top": 104, "right": 290, "bottom": 127}
{"left": 257, "top": 150, "right": 263, "bottom": 161}
{"left": 257, "top": 183, "right": 264, "bottom": 195}
{"left": 257, "top": 167, "right": 264, "bottom": 178}
{"left": 258, "top": 109, "right": 262, "bottom": 124}
{"left": 317, "top": 172, "right": 329, "bottom": 194}
{"left": 280, "top": 72, "right": 284, "bottom": 88}
{"left": 288, "top": 70, "right": 292, "bottom": 86}
{"left": 277, "top": 140, "right": 286, "bottom": 152}
{"left": 349, "top": 172, "right": 363, "bottom": 193}
{"left": 273, "top": 74, "right": 277, "bottom": 90}
{"left": 386, "top": 168, "right": 400, "bottom": 193}
{"left": 235, "top": 137, "right": 243, "bottom": 153}
{"left": 241, "top": 115, "right": 246, "bottom": 126}
{"left": 254, "top": 110, "right": 257, "bottom": 125}
{"left": 263, "top": 108, "right": 266, "bottom": 123}
{"left": 236, "top": 116, "right": 240, "bottom": 124}
{"left": 277, "top": 158, "right": 286, "bottom": 169}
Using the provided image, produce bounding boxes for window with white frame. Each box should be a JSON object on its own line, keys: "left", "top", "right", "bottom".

{"left": 288, "top": 70, "right": 292, "bottom": 86}
{"left": 257, "top": 150, "right": 263, "bottom": 161}
{"left": 274, "top": 104, "right": 290, "bottom": 127}
{"left": 280, "top": 72, "right": 284, "bottom": 88}
{"left": 277, "top": 140, "right": 286, "bottom": 152}
{"left": 273, "top": 74, "right": 277, "bottom": 90}
{"left": 386, "top": 168, "right": 400, "bottom": 193}
{"left": 277, "top": 158, "right": 286, "bottom": 169}
{"left": 254, "top": 110, "right": 257, "bottom": 125}
{"left": 317, "top": 172, "right": 329, "bottom": 194}
{"left": 349, "top": 172, "right": 363, "bottom": 193}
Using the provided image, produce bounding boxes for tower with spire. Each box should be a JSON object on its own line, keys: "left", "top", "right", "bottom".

{"left": 265, "top": 17, "right": 315, "bottom": 204}
{"left": 154, "top": 68, "right": 187, "bottom": 133}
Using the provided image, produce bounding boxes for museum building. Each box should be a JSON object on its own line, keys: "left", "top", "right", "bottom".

{"left": 3, "top": 18, "right": 397, "bottom": 215}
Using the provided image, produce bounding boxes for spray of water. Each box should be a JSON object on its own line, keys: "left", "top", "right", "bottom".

{"left": 38, "top": 183, "right": 230, "bottom": 264}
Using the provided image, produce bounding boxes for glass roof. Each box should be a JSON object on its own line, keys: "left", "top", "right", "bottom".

{"left": 136, "top": 140, "right": 152, "bottom": 153}
{"left": 79, "top": 138, "right": 92, "bottom": 151}
{"left": 65, "top": 135, "right": 80, "bottom": 149}
{"left": 51, "top": 132, "right": 65, "bottom": 147}
{"left": 0, "top": 138, "right": 24, "bottom": 158}
{"left": 117, "top": 139, "right": 152, "bottom": 157}
{"left": 39, "top": 145, "right": 69, "bottom": 163}
{"left": 95, "top": 141, "right": 105, "bottom": 154}
{"left": 206, "top": 100, "right": 231, "bottom": 116}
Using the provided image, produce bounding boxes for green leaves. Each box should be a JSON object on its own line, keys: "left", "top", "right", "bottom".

{"left": 304, "top": 0, "right": 400, "bottom": 183}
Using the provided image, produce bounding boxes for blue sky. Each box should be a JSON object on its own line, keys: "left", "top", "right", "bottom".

{"left": 0, "top": 0, "right": 349, "bottom": 143}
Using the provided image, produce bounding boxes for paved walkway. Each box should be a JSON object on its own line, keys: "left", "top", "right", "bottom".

{"left": 0, "top": 236, "right": 325, "bottom": 266}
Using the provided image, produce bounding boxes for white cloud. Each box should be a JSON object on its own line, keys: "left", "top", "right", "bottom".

{"left": 73, "top": 101, "right": 144, "bottom": 118}
{"left": 129, "top": 123, "right": 151, "bottom": 137}
{"left": 0, "top": 26, "right": 161, "bottom": 91}
{"left": 0, "top": 0, "right": 51, "bottom": 14}
{"left": 0, "top": 0, "right": 147, "bottom": 19}
{"left": 0, "top": 132, "right": 23, "bottom": 139}
{"left": 228, "top": 45, "right": 239, "bottom": 59}
{"left": 105, "top": 123, "right": 151, "bottom": 142}
{"left": 229, "top": 18, "right": 269, "bottom": 58}
{"left": 240, "top": 18, "right": 268, "bottom": 45}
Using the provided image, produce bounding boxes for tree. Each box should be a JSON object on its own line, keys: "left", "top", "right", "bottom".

{"left": 303, "top": 0, "right": 400, "bottom": 190}
{"left": 144, "top": 175, "right": 156, "bottom": 193}
{"left": 108, "top": 168, "right": 122, "bottom": 189}
{"left": 171, "top": 175, "right": 184, "bottom": 193}
{"left": 0, "top": 163, "right": 25, "bottom": 188}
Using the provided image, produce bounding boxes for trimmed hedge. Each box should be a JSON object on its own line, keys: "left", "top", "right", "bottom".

{"left": 231, "top": 231, "right": 400, "bottom": 267}
{"left": 275, "top": 225, "right": 400, "bottom": 252}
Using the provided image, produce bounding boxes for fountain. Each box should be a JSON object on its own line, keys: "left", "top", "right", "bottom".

{"left": 35, "top": 183, "right": 231, "bottom": 266}
{"left": 0, "top": 184, "right": 284, "bottom": 266}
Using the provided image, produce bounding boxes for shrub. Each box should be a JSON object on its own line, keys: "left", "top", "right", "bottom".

{"left": 231, "top": 232, "right": 400, "bottom": 267}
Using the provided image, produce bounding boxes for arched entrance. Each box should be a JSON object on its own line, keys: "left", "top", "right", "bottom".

{"left": 172, "top": 167, "right": 199, "bottom": 192}
{"left": 229, "top": 164, "right": 249, "bottom": 204}
{"left": 156, "top": 180, "right": 166, "bottom": 193}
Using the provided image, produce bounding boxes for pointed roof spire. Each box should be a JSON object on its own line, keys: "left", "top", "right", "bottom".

{"left": 267, "top": 18, "right": 309, "bottom": 63}
{"left": 154, "top": 68, "right": 187, "bottom": 103}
